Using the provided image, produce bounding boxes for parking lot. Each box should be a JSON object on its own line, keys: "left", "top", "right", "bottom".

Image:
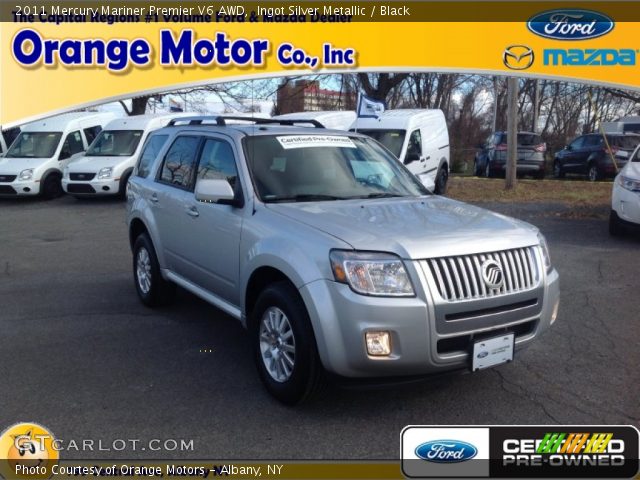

{"left": 1, "top": 194, "right": 638, "bottom": 460}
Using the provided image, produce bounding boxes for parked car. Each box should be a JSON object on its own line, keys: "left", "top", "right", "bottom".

{"left": 63, "top": 113, "right": 192, "bottom": 199}
{"left": 272, "top": 111, "right": 356, "bottom": 131}
{"left": 553, "top": 133, "right": 640, "bottom": 181}
{"left": 126, "top": 116, "right": 560, "bottom": 404}
{"left": 610, "top": 144, "right": 640, "bottom": 235}
{"left": 0, "top": 112, "right": 117, "bottom": 198}
{"left": 474, "top": 131, "right": 546, "bottom": 179}
{"left": 350, "top": 109, "right": 450, "bottom": 194}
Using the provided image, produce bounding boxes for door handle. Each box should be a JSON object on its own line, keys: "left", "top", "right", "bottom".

{"left": 185, "top": 206, "right": 199, "bottom": 218}
{"left": 149, "top": 193, "right": 159, "bottom": 204}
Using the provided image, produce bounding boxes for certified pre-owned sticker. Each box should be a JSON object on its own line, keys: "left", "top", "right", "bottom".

{"left": 276, "top": 135, "right": 356, "bottom": 149}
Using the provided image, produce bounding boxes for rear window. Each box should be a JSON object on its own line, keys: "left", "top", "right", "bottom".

{"left": 608, "top": 135, "right": 640, "bottom": 150}
{"left": 497, "top": 133, "right": 543, "bottom": 146}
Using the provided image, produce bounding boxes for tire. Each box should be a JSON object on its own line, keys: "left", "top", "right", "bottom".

{"left": 535, "top": 170, "right": 546, "bottom": 180}
{"left": 485, "top": 161, "right": 493, "bottom": 178}
{"left": 474, "top": 160, "right": 482, "bottom": 177}
{"left": 434, "top": 166, "right": 448, "bottom": 195}
{"left": 251, "top": 282, "right": 324, "bottom": 405}
{"left": 132, "top": 233, "right": 175, "bottom": 307}
{"left": 588, "top": 163, "right": 600, "bottom": 182}
{"left": 118, "top": 171, "right": 132, "bottom": 200}
{"left": 609, "top": 210, "right": 625, "bottom": 236}
{"left": 40, "top": 173, "right": 63, "bottom": 200}
{"left": 553, "top": 161, "right": 565, "bottom": 179}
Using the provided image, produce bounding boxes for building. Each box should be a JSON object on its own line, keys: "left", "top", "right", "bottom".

{"left": 276, "top": 80, "right": 355, "bottom": 114}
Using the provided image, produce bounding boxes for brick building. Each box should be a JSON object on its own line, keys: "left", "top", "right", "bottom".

{"left": 276, "top": 80, "right": 355, "bottom": 114}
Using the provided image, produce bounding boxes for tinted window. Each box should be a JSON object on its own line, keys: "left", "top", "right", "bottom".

{"left": 2, "top": 127, "right": 20, "bottom": 147}
{"left": 496, "top": 133, "right": 542, "bottom": 145}
{"left": 87, "top": 130, "right": 144, "bottom": 156}
{"left": 6, "top": 132, "right": 62, "bottom": 158}
{"left": 83, "top": 126, "right": 102, "bottom": 145}
{"left": 355, "top": 129, "right": 405, "bottom": 158}
{"left": 197, "top": 139, "right": 238, "bottom": 187}
{"left": 159, "top": 136, "right": 201, "bottom": 189}
{"left": 60, "top": 131, "right": 84, "bottom": 159}
{"left": 569, "top": 136, "right": 585, "bottom": 149}
{"left": 136, "top": 134, "right": 168, "bottom": 178}
{"left": 583, "top": 135, "right": 602, "bottom": 147}
{"left": 407, "top": 129, "right": 422, "bottom": 156}
{"left": 609, "top": 135, "right": 640, "bottom": 150}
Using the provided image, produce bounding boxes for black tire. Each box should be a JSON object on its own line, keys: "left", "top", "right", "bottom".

{"left": 473, "top": 159, "right": 482, "bottom": 177}
{"left": 40, "top": 173, "right": 63, "bottom": 200}
{"left": 251, "top": 282, "right": 324, "bottom": 405}
{"left": 434, "top": 166, "right": 448, "bottom": 195}
{"left": 534, "top": 170, "right": 546, "bottom": 180}
{"left": 118, "top": 171, "right": 132, "bottom": 200}
{"left": 132, "top": 233, "right": 175, "bottom": 307}
{"left": 588, "top": 163, "right": 600, "bottom": 182}
{"left": 609, "top": 210, "right": 625, "bottom": 236}
{"left": 553, "top": 161, "right": 565, "bottom": 179}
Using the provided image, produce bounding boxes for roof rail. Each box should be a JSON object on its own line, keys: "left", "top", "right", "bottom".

{"left": 166, "top": 115, "right": 324, "bottom": 128}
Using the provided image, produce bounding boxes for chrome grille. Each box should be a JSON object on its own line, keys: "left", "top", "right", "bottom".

{"left": 425, "top": 247, "right": 539, "bottom": 301}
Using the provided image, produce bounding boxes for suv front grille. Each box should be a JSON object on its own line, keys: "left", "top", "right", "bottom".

{"left": 70, "top": 173, "right": 96, "bottom": 181}
{"left": 425, "top": 247, "right": 539, "bottom": 301}
{"left": 0, "top": 175, "right": 17, "bottom": 182}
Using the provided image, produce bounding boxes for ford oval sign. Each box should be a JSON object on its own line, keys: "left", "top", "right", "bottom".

{"left": 527, "top": 10, "right": 614, "bottom": 40}
{"left": 415, "top": 440, "right": 478, "bottom": 463}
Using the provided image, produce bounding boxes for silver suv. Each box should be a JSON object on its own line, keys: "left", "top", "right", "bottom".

{"left": 126, "top": 116, "right": 560, "bottom": 404}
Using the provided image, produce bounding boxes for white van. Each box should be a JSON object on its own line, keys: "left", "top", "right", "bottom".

{"left": 63, "top": 113, "right": 192, "bottom": 198}
{"left": 272, "top": 111, "right": 356, "bottom": 130}
{"left": 602, "top": 116, "right": 640, "bottom": 135}
{"left": 350, "top": 109, "right": 450, "bottom": 194}
{"left": 0, "top": 112, "right": 117, "bottom": 199}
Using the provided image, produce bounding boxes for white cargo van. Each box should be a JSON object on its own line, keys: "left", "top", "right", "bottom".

{"left": 63, "top": 113, "right": 192, "bottom": 198}
{"left": 272, "top": 111, "right": 356, "bottom": 130}
{"left": 602, "top": 116, "right": 640, "bottom": 135}
{"left": 351, "top": 109, "right": 450, "bottom": 194}
{"left": 0, "top": 112, "right": 117, "bottom": 199}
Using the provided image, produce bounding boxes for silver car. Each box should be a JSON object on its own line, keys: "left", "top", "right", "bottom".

{"left": 126, "top": 116, "right": 560, "bottom": 404}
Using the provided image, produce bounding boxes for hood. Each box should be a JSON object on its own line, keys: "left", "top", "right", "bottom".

{"left": 621, "top": 161, "right": 640, "bottom": 178}
{"left": 266, "top": 196, "right": 539, "bottom": 259}
{"left": 67, "top": 155, "right": 128, "bottom": 172}
{"left": 0, "top": 157, "right": 51, "bottom": 174}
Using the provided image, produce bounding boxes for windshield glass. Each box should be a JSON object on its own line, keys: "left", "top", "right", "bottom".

{"left": 354, "top": 129, "right": 406, "bottom": 158}
{"left": 5, "top": 132, "right": 62, "bottom": 158}
{"left": 243, "top": 134, "right": 428, "bottom": 203}
{"left": 86, "top": 130, "right": 144, "bottom": 156}
{"left": 609, "top": 135, "right": 640, "bottom": 150}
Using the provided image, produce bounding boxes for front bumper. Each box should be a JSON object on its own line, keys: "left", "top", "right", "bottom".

{"left": 63, "top": 177, "right": 121, "bottom": 195}
{"left": 0, "top": 179, "right": 40, "bottom": 196}
{"left": 300, "top": 265, "right": 559, "bottom": 378}
{"left": 612, "top": 183, "right": 640, "bottom": 225}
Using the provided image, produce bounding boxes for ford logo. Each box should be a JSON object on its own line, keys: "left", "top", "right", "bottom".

{"left": 415, "top": 440, "right": 478, "bottom": 463}
{"left": 527, "top": 9, "right": 614, "bottom": 40}
{"left": 477, "top": 351, "right": 489, "bottom": 359}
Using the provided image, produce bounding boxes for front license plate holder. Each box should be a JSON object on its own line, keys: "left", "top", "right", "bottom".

{"left": 471, "top": 333, "right": 514, "bottom": 371}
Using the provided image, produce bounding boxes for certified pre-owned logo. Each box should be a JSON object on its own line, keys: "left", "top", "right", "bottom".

{"left": 482, "top": 259, "right": 504, "bottom": 289}
{"left": 503, "top": 45, "right": 535, "bottom": 70}
{"left": 415, "top": 440, "right": 478, "bottom": 463}
{"left": 528, "top": 9, "right": 614, "bottom": 41}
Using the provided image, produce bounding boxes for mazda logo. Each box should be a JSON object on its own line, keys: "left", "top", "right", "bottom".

{"left": 503, "top": 45, "right": 535, "bottom": 70}
{"left": 482, "top": 259, "right": 504, "bottom": 289}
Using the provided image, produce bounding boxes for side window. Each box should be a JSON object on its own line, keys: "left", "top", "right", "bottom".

{"left": 83, "top": 126, "right": 102, "bottom": 146}
{"left": 493, "top": 133, "right": 503, "bottom": 145}
{"left": 196, "top": 139, "right": 238, "bottom": 188}
{"left": 407, "top": 129, "right": 422, "bottom": 156}
{"left": 59, "top": 131, "right": 84, "bottom": 159}
{"left": 136, "top": 134, "right": 168, "bottom": 178}
{"left": 569, "top": 136, "right": 585, "bottom": 150}
{"left": 583, "top": 136, "right": 600, "bottom": 147}
{"left": 158, "top": 136, "right": 201, "bottom": 189}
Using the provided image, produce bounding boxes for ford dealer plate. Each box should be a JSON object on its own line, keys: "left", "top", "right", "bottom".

{"left": 472, "top": 333, "right": 514, "bottom": 371}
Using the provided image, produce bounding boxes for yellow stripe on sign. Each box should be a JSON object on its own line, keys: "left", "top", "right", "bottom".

{"left": 584, "top": 433, "right": 613, "bottom": 453}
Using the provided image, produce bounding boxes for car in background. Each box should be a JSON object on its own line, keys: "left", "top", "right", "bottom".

{"left": 272, "top": 111, "right": 356, "bottom": 131}
{"left": 610, "top": 144, "right": 640, "bottom": 235}
{"left": 474, "top": 131, "right": 546, "bottom": 179}
{"left": 63, "top": 113, "right": 192, "bottom": 199}
{"left": 0, "top": 126, "right": 21, "bottom": 155}
{"left": 0, "top": 112, "right": 117, "bottom": 199}
{"left": 553, "top": 133, "right": 640, "bottom": 182}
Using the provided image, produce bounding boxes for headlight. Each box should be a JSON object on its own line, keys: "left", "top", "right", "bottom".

{"left": 18, "top": 168, "right": 33, "bottom": 181}
{"left": 97, "top": 167, "right": 113, "bottom": 179}
{"left": 537, "top": 232, "right": 552, "bottom": 273}
{"left": 330, "top": 250, "right": 415, "bottom": 297}
{"left": 617, "top": 175, "right": 640, "bottom": 192}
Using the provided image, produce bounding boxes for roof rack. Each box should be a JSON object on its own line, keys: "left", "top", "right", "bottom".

{"left": 166, "top": 115, "right": 324, "bottom": 128}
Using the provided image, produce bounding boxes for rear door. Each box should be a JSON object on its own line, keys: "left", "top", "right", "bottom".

{"left": 561, "top": 136, "right": 586, "bottom": 173}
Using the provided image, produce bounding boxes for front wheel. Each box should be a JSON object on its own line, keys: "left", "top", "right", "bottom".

{"left": 588, "top": 164, "right": 600, "bottom": 182}
{"left": 251, "top": 282, "right": 324, "bottom": 405}
{"left": 132, "top": 233, "right": 175, "bottom": 307}
{"left": 434, "top": 167, "right": 448, "bottom": 195}
{"left": 41, "top": 173, "right": 63, "bottom": 200}
{"left": 553, "top": 161, "right": 565, "bottom": 179}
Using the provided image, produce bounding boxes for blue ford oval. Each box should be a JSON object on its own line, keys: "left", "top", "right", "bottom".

{"left": 415, "top": 440, "right": 478, "bottom": 463}
{"left": 527, "top": 9, "right": 614, "bottom": 40}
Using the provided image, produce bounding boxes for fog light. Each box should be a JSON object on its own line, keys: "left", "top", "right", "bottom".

{"left": 23, "top": 187, "right": 30, "bottom": 192}
{"left": 102, "top": 186, "right": 110, "bottom": 191}
{"left": 550, "top": 299, "right": 560, "bottom": 325}
{"left": 365, "top": 331, "right": 391, "bottom": 356}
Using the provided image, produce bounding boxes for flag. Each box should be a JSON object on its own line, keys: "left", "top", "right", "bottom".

{"left": 357, "top": 94, "right": 385, "bottom": 119}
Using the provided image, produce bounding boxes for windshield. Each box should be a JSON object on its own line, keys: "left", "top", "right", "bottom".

{"left": 86, "top": 130, "right": 144, "bottom": 156}
{"left": 609, "top": 135, "right": 640, "bottom": 150}
{"left": 354, "top": 129, "right": 406, "bottom": 158}
{"left": 5, "top": 132, "right": 62, "bottom": 158}
{"left": 243, "top": 134, "right": 428, "bottom": 203}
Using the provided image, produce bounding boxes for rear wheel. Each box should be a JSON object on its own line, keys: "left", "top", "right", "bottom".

{"left": 434, "top": 166, "right": 448, "bottom": 195}
{"left": 132, "top": 233, "right": 175, "bottom": 307}
{"left": 251, "top": 282, "right": 324, "bottom": 405}
{"left": 553, "top": 161, "right": 565, "bottom": 179}
{"left": 41, "top": 173, "right": 63, "bottom": 200}
{"left": 588, "top": 163, "right": 600, "bottom": 182}
{"left": 609, "top": 210, "right": 625, "bottom": 236}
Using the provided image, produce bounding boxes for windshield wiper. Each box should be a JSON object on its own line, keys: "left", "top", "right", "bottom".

{"left": 353, "top": 192, "right": 406, "bottom": 199}
{"left": 264, "top": 194, "right": 347, "bottom": 203}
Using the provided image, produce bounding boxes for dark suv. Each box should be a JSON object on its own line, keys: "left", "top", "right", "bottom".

{"left": 474, "top": 132, "right": 546, "bottom": 179}
{"left": 553, "top": 133, "right": 640, "bottom": 181}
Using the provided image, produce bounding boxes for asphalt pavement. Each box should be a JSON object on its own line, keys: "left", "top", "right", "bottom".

{"left": 0, "top": 195, "right": 638, "bottom": 460}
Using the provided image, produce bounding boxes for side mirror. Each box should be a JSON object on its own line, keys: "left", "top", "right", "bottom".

{"left": 195, "top": 178, "right": 236, "bottom": 205}
{"left": 404, "top": 151, "right": 420, "bottom": 164}
{"left": 565, "top": 145, "right": 572, "bottom": 151}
